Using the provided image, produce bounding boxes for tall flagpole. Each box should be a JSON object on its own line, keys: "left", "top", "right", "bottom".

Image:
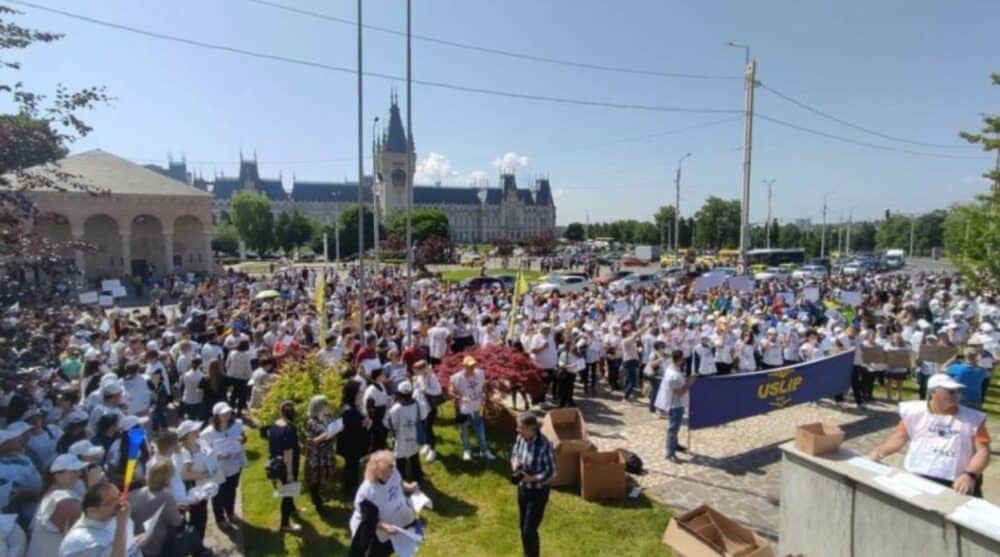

{"left": 404, "top": 0, "right": 414, "bottom": 342}
{"left": 356, "top": 0, "right": 365, "bottom": 334}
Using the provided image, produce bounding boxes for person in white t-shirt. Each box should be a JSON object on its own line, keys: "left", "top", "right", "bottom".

{"left": 449, "top": 356, "right": 495, "bottom": 461}
{"left": 426, "top": 320, "right": 451, "bottom": 364}
{"left": 384, "top": 381, "right": 423, "bottom": 483}
{"left": 654, "top": 350, "right": 696, "bottom": 463}
{"left": 348, "top": 451, "right": 420, "bottom": 556}
{"left": 180, "top": 358, "right": 205, "bottom": 420}
{"left": 529, "top": 324, "right": 558, "bottom": 403}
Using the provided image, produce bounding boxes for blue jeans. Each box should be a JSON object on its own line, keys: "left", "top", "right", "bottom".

{"left": 459, "top": 410, "right": 489, "bottom": 453}
{"left": 623, "top": 360, "right": 639, "bottom": 398}
{"left": 647, "top": 377, "right": 661, "bottom": 412}
{"left": 666, "top": 407, "right": 685, "bottom": 458}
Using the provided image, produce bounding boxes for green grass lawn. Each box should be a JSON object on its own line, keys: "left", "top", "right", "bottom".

{"left": 241, "top": 403, "right": 671, "bottom": 556}
{"left": 439, "top": 268, "right": 546, "bottom": 283}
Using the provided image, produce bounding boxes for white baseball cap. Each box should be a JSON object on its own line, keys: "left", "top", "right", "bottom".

{"left": 396, "top": 380, "right": 413, "bottom": 395}
{"left": 927, "top": 374, "right": 965, "bottom": 392}
{"left": 50, "top": 453, "right": 87, "bottom": 473}
{"left": 212, "top": 402, "right": 234, "bottom": 416}
{"left": 69, "top": 440, "right": 105, "bottom": 460}
{"left": 175, "top": 420, "right": 201, "bottom": 439}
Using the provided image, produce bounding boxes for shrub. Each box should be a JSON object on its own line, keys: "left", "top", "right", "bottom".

{"left": 436, "top": 344, "right": 544, "bottom": 401}
{"left": 254, "top": 355, "right": 345, "bottom": 430}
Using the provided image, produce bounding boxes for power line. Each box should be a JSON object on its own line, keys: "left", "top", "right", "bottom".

{"left": 10, "top": 1, "right": 739, "bottom": 115}
{"left": 246, "top": 0, "right": 742, "bottom": 82}
{"left": 755, "top": 113, "right": 992, "bottom": 160}
{"left": 759, "top": 83, "right": 973, "bottom": 150}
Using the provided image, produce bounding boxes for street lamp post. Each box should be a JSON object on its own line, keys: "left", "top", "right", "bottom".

{"left": 372, "top": 117, "right": 380, "bottom": 270}
{"left": 404, "top": 0, "right": 414, "bottom": 343}
{"left": 675, "top": 152, "right": 692, "bottom": 254}
{"left": 728, "top": 42, "right": 755, "bottom": 258}
{"left": 763, "top": 179, "right": 775, "bottom": 249}
{"left": 355, "top": 0, "right": 365, "bottom": 333}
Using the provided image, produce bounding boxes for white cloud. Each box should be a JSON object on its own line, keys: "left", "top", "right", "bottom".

{"left": 493, "top": 151, "right": 529, "bottom": 173}
{"left": 415, "top": 152, "right": 489, "bottom": 186}
{"left": 553, "top": 188, "right": 566, "bottom": 198}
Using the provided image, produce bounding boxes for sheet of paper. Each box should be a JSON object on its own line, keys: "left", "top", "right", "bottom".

{"left": 143, "top": 504, "right": 164, "bottom": 534}
{"left": 628, "top": 486, "right": 642, "bottom": 498}
{"left": 112, "top": 285, "right": 127, "bottom": 298}
{"left": 211, "top": 438, "right": 242, "bottom": 457}
{"left": 839, "top": 290, "right": 862, "bottom": 306}
{"left": 947, "top": 498, "right": 1000, "bottom": 537}
{"left": 275, "top": 482, "right": 301, "bottom": 498}
{"left": 98, "top": 295, "right": 114, "bottom": 307}
{"left": 99, "top": 320, "right": 111, "bottom": 333}
{"left": 803, "top": 287, "right": 820, "bottom": 303}
{"left": 325, "top": 418, "right": 344, "bottom": 437}
{"left": 846, "top": 456, "right": 893, "bottom": 476}
{"left": 390, "top": 531, "right": 421, "bottom": 557}
{"left": 410, "top": 491, "right": 433, "bottom": 512}
{"left": 101, "top": 279, "right": 121, "bottom": 292}
{"left": 872, "top": 475, "right": 921, "bottom": 499}
{"left": 777, "top": 291, "right": 795, "bottom": 305}
{"left": 892, "top": 472, "right": 946, "bottom": 495}
{"left": 613, "top": 302, "right": 629, "bottom": 316}
{"left": 187, "top": 482, "right": 219, "bottom": 503}
{"left": 395, "top": 527, "right": 423, "bottom": 543}
{"left": 79, "top": 291, "right": 99, "bottom": 304}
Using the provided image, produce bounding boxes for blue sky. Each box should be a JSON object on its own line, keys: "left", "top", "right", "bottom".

{"left": 4, "top": 0, "right": 997, "bottom": 225}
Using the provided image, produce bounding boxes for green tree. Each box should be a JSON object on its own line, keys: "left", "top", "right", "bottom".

{"left": 211, "top": 224, "right": 240, "bottom": 256}
{"left": 875, "top": 214, "right": 911, "bottom": 253}
{"left": 229, "top": 191, "right": 273, "bottom": 257}
{"left": 387, "top": 208, "right": 449, "bottom": 244}
{"left": 692, "top": 197, "right": 741, "bottom": 249}
{"left": 653, "top": 205, "right": 676, "bottom": 247}
{"left": 959, "top": 72, "right": 1000, "bottom": 188}
{"left": 563, "top": 222, "right": 585, "bottom": 242}
{"left": 777, "top": 223, "right": 802, "bottom": 248}
{"left": 274, "top": 209, "right": 314, "bottom": 256}
{"left": 338, "top": 204, "right": 378, "bottom": 257}
{"left": 0, "top": 6, "right": 110, "bottom": 272}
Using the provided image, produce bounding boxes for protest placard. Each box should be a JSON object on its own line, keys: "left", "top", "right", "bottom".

{"left": 98, "top": 295, "right": 114, "bottom": 307}
{"left": 79, "top": 291, "right": 99, "bottom": 304}
{"left": 839, "top": 290, "right": 862, "bottom": 306}
{"left": 919, "top": 344, "right": 956, "bottom": 364}
{"left": 101, "top": 279, "right": 121, "bottom": 293}
{"left": 694, "top": 273, "right": 727, "bottom": 294}
{"left": 726, "top": 275, "right": 755, "bottom": 292}
{"left": 803, "top": 287, "right": 820, "bottom": 303}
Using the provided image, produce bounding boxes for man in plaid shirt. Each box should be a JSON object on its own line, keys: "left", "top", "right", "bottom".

{"left": 510, "top": 412, "right": 555, "bottom": 557}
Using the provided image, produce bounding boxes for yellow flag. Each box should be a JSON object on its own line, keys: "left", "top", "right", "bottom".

{"left": 515, "top": 271, "right": 529, "bottom": 298}
{"left": 315, "top": 274, "right": 327, "bottom": 349}
{"left": 507, "top": 270, "right": 528, "bottom": 342}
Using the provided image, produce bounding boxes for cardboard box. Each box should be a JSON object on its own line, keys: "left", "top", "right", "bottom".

{"left": 794, "top": 422, "right": 845, "bottom": 456}
{"left": 541, "top": 408, "right": 595, "bottom": 487}
{"left": 580, "top": 451, "right": 627, "bottom": 501}
{"left": 662, "top": 504, "right": 774, "bottom": 557}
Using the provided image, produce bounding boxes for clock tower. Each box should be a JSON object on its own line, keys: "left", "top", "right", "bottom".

{"left": 375, "top": 93, "right": 415, "bottom": 218}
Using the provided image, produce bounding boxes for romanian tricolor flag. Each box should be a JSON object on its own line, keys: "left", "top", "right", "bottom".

{"left": 122, "top": 426, "right": 146, "bottom": 495}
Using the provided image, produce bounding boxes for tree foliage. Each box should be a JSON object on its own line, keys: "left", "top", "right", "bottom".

{"left": 692, "top": 197, "right": 740, "bottom": 249}
{"left": 229, "top": 191, "right": 273, "bottom": 256}
{"left": 563, "top": 222, "right": 585, "bottom": 242}
{"left": 274, "top": 209, "right": 315, "bottom": 255}
{"left": 0, "top": 6, "right": 110, "bottom": 273}
{"left": 387, "top": 207, "right": 449, "bottom": 245}
{"left": 211, "top": 224, "right": 240, "bottom": 256}
{"left": 337, "top": 203, "right": 380, "bottom": 257}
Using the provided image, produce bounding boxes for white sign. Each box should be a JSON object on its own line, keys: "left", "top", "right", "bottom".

{"left": 98, "top": 295, "right": 114, "bottom": 307}
{"left": 613, "top": 302, "right": 629, "bottom": 316}
{"left": 79, "top": 291, "right": 99, "bottom": 304}
{"left": 101, "top": 279, "right": 121, "bottom": 292}
{"left": 839, "top": 290, "right": 862, "bottom": 307}
{"left": 777, "top": 291, "right": 795, "bottom": 305}
{"left": 694, "top": 273, "right": 727, "bottom": 294}
{"left": 726, "top": 275, "right": 755, "bottom": 292}
{"left": 803, "top": 287, "right": 820, "bottom": 303}
{"left": 111, "top": 286, "right": 127, "bottom": 298}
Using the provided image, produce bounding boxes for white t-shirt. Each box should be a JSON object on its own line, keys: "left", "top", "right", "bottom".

{"left": 385, "top": 401, "right": 422, "bottom": 458}
{"left": 529, "top": 333, "right": 558, "bottom": 370}
{"left": 121, "top": 375, "right": 151, "bottom": 416}
{"left": 450, "top": 369, "right": 486, "bottom": 415}
{"left": 181, "top": 369, "right": 205, "bottom": 405}
{"left": 654, "top": 363, "right": 688, "bottom": 411}
{"left": 200, "top": 421, "right": 247, "bottom": 478}
{"left": 426, "top": 326, "right": 450, "bottom": 359}
{"left": 349, "top": 469, "right": 415, "bottom": 543}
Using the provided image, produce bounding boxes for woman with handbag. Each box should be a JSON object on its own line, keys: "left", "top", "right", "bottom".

{"left": 176, "top": 420, "right": 221, "bottom": 554}
{"left": 267, "top": 400, "right": 302, "bottom": 533}
{"left": 199, "top": 402, "right": 247, "bottom": 531}
{"left": 412, "top": 360, "right": 442, "bottom": 463}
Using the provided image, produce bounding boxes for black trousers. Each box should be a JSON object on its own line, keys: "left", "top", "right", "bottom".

{"left": 606, "top": 358, "right": 622, "bottom": 390}
{"left": 557, "top": 371, "right": 576, "bottom": 407}
{"left": 396, "top": 454, "right": 424, "bottom": 483}
{"left": 226, "top": 377, "right": 249, "bottom": 413}
{"left": 517, "top": 485, "right": 550, "bottom": 557}
{"left": 850, "top": 365, "right": 865, "bottom": 405}
{"left": 715, "top": 362, "right": 733, "bottom": 375}
{"left": 861, "top": 370, "right": 877, "bottom": 401}
{"left": 342, "top": 455, "right": 362, "bottom": 499}
{"left": 424, "top": 405, "right": 438, "bottom": 448}
{"left": 211, "top": 473, "right": 240, "bottom": 523}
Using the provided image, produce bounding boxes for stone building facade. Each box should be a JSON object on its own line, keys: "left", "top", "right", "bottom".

{"left": 15, "top": 150, "right": 214, "bottom": 283}
{"left": 171, "top": 97, "right": 557, "bottom": 243}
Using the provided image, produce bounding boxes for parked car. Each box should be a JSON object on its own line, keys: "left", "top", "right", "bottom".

{"left": 490, "top": 274, "right": 516, "bottom": 290}
{"left": 610, "top": 273, "right": 658, "bottom": 291}
{"left": 707, "top": 266, "right": 738, "bottom": 278}
{"left": 754, "top": 266, "right": 790, "bottom": 281}
{"left": 791, "top": 264, "right": 828, "bottom": 280}
{"left": 656, "top": 266, "right": 686, "bottom": 281}
{"left": 620, "top": 256, "right": 645, "bottom": 267}
{"left": 459, "top": 252, "right": 486, "bottom": 267}
{"left": 458, "top": 277, "right": 504, "bottom": 290}
{"left": 534, "top": 274, "right": 590, "bottom": 296}
{"left": 595, "top": 270, "right": 634, "bottom": 286}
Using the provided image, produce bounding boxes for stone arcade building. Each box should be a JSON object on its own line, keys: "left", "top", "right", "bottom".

{"left": 182, "top": 97, "right": 557, "bottom": 243}
{"left": 16, "top": 150, "right": 215, "bottom": 283}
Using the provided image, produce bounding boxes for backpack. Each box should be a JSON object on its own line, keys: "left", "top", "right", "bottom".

{"left": 617, "top": 448, "right": 644, "bottom": 475}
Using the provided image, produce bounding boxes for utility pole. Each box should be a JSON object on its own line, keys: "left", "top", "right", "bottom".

{"left": 845, "top": 210, "right": 852, "bottom": 256}
{"left": 738, "top": 60, "right": 756, "bottom": 257}
{"left": 372, "top": 116, "right": 380, "bottom": 270}
{"left": 820, "top": 196, "right": 828, "bottom": 258}
{"left": 404, "top": 0, "right": 414, "bottom": 342}
{"left": 335, "top": 220, "right": 341, "bottom": 262}
{"left": 355, "top": 0, "right": 365, "bottom": 333}
{"left": 909, "top": 214, "right": 916, "bottom": 257}
{"left": 763, "top": 179, "right": 775, "bottom": 249}
{"left": 322, "top": 232, "right": 328, "bottom": 262}
{"left": 675, "top": 152, "right": 691, "bottom": 254}
{"left": 585, "top": 210, "right": 590, "bottom": 241}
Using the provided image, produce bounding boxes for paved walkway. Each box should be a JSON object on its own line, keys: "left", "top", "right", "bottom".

{"left": 570, "top": 387, "right": 998, "bottom": 541}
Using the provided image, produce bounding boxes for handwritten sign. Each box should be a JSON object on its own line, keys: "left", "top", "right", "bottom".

{"left": 726, "top": 276, "right": 755, "bottom": 292}
{"left": 101, "top": 279, "right": 121, "bottom": 292}
{"left": 98, "top": 295, "right": 114, "bottom": 307}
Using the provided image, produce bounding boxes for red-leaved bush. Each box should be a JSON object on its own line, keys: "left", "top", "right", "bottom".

{"left": 436, "top": 344, "right": 544, "bottom": 400}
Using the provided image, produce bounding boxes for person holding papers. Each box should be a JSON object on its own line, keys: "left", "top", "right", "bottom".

{"left": 200, "top": 402, "right": 246, "bottom": 531}
{"left": 654, "top": 350, "right": 697, "bottom": 464}
{"left": 267, "top": 401, "right": 302, "bottom": 533}
{"left": 384, "top": 381, "right": 423, "bottom": 483}
{"left": 348, "top": 450, "right": 421, "bottom": 557}
{"left": 869, "top": 374, "right": 991, "bottom": 497}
